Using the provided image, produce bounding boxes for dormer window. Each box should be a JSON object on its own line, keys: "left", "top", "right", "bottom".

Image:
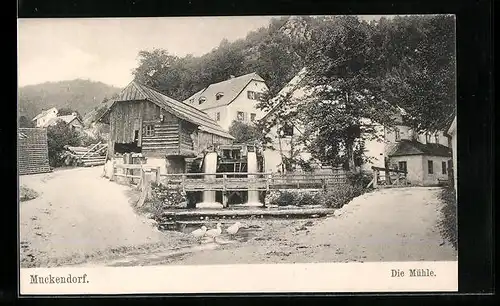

{"left": 434, "top": 133, "right": 440, "bottom": 144}
{"left": 216, "top": 92, "right": 224, "bottom": 100}
{"left": 199, "top": 96, "right": 206, "bottom": 105}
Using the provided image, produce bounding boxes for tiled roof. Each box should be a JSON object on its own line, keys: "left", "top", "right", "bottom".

{"left": 183, "top": 72, "right": 266, "bottom": 110}
{"left": 388, "top": 139, "right": 452, "bottom": 157}
{"left": 100, "top": 81, "right": 234, "bottom": 139}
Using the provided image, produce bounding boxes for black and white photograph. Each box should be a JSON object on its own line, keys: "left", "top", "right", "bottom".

{"left": 18, "top": 15, "right": 458, "bottom": 293}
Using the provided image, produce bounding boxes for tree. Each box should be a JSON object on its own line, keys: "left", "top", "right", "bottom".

{"left": 298, "top": 16, "right": 398, "bottom": 171}
{"left": 57, "top": 107, "right": 82, "bottom": 120}
{"left": 228, "top": 120, "right": 269, "bottom": 145}
{"left": 376, "top": 15, "right": 456, "bottom": 132}
{"left": 46, "top": 121, "right": 81, "bottom": 167}
{"left": 19, "top": 116, "right": 34, "bottom": 128}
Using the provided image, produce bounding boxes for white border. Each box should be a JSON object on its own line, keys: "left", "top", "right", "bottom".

{"left": 20, "top": 261, "right": 458, "bottom": 295}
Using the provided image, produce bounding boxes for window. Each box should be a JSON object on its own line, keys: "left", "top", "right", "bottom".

{"left": 216, "top": 112, "right": 220, "bottom": 121}
{"left": 442, "top": 161, "right": 447, "bottom": 174}
{"left": 395, "top": 128, "right": 401, "bottom": 141}
{"left": 250, "top": 113, "right": 256, "bottom": 122}
{"left": 199, "top": 96, "right": 206, "bottom": 105}
{"left": 282, "top": 123, "right": 294, "bottom": 137}
{"left": 145, "top": 124, "right": 155, "bottom": 137}
{"left": 435, "top": 134, "right": 440, "bottom": 144}
{"left": 428, "top": 160, "right": 434, "bottom": 174}
{"left": 216, "top": 92, "right": 224, "bottom": 100}
{"left": 398, "top": 161, "right": 407, "bottom": 173}
{"left": 247, "top": 91, "right": 256, "bottom": 100}
{"left": 237, "top": 111, "right": 244, "bottom": 121}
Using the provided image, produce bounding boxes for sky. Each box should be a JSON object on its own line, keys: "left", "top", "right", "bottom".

{"left": 18, "top": 15, "right": 389, "bottom": 88}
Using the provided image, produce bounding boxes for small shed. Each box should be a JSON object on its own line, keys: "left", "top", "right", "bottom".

{"left": 18, "top": 128, "right": 51, "bottom": 175}
{"left": 387, "top": 139, "right": 452, "bottom": 186}
{"left": 97, "top": 81, "right": 234, "bottom": 174}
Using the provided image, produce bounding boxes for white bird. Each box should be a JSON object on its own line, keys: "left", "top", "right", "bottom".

{"left": 205, "top": 223, "right": 222, "bottom": 243}
{"left": 226, "top": 222, "right": 243, "bottom": 239}
{"left": 191, "top": 226, "right": 207, "bottom": 243}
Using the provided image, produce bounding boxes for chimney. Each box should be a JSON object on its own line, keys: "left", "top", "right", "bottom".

{"left": 72, "top": 112, "right": 77, "bottom": 117}
{"left": 229, "top": 75, "right": 235, "bottom": 79}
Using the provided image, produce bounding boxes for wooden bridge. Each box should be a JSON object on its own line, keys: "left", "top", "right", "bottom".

{"left": 110, "top": 163, "right": 348, "bottom": 192}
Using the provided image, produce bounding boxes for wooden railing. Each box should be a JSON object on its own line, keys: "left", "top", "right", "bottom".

{"left": 367, "top": 166, "right": 408, "bottom": 188}
{"left": 110, "top": 162, "right": 347, "bottom": 192}
{"left": 109, "top": 162, "right": 350, "bottom": 208}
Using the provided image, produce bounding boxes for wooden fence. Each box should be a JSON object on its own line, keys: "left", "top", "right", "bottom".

{"left": 367, "top": 166, "right": 409, "bottom": 188}
{"left": 18, "top": 128, "right": 51, "bottom": 175}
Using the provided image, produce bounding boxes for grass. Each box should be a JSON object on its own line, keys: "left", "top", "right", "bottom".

{"left": 437, "top": 185, "right": 458, "bottom": 250}
{"left": 20, "top": 185, "right": 39, "bottom": 202}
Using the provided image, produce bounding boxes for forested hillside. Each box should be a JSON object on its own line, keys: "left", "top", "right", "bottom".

{"left": 18, "top": 79, "right": 121, "bottom": 122}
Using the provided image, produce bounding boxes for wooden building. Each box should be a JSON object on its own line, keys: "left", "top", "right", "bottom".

{"left": 97, "top": 81, "right": 234, "bottom": 173}
{"left": 18, "top": 128, "right": 51, "bottom": 175}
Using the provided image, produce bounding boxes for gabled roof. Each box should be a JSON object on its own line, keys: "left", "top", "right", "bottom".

{"left": 98, "top": 81, "right": 234, "bottom": 139}
{"left": 388, "top": 139, "right": 452, "bottom": 157}
{"left": 32, "top": 107, "right": 58, "bottom": 121}
{"left": 183, "top": 72, "right": 266, "bottom": 110}
{"left": 261, "top": 67, "right": 308, "bottom": 121}
{"left": 43, "top": 114, "right": 81, "bottom": 128}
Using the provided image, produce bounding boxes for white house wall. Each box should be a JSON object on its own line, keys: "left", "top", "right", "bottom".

{"left": 203, "top": 106, "right": 230, "bottom": 131}
{"left": 389, "top": 155, "right": 424, "bottom": 185}
{"left": 422, "top": 155, "right": 452, "bottom": 185}
{"left": 36, "top": 108, "right": 58, "bottom": 128}
{"left": 225, "top": 80, "right": 268, "bottom": 130}
{"left": 362, "top": 124, "right": 387, "bottom": 171}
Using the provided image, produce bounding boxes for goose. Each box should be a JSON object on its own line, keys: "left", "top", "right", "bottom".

{"left": 191, "top": 225, "right": 208, "bottom": 243}
{"left": 205, "top": 222, "right": 222, "bottom": 243}
{"left": 226, "top": 221, "right": 243, "bottom": 239}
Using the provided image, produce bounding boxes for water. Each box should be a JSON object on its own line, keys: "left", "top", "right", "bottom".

{"left": 200, "top": 152, "right": 217, "bottom": 205}
{"left": 246, "top": 152, "right": 262, "bottom": 206}
{"left": 167, "top": 222, "right": 262, "bottom": 243}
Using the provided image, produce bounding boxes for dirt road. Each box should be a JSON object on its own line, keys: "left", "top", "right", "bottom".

{"left": 119, "top": 187, "right": 457, "bottom": 266}
{"left": 19, "top": 167, "right": 195, "bottom": 268}
{"left": 20, "top": 168, "right": 456, "bottom": 267}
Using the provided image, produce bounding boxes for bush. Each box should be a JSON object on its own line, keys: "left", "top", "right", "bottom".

{"left": 317, "top": 183, "right": 365, "bottom": 209}
{"left": 266, "top": 190, "right": 321, "bottom": 207}
{"left": 142, "top": 183, "right": 187, "bottom": 220}
{"left": 438, "top": 185, "right": 457, "bottom": 250}
{"left": 346, "top": 171, "right": 373, "bottom": 188}
{"left": 271, "top": 191, "right": 296, "bottom": 206}
{"left": 47, "top": 121, "right": 81, "bottom": 167}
